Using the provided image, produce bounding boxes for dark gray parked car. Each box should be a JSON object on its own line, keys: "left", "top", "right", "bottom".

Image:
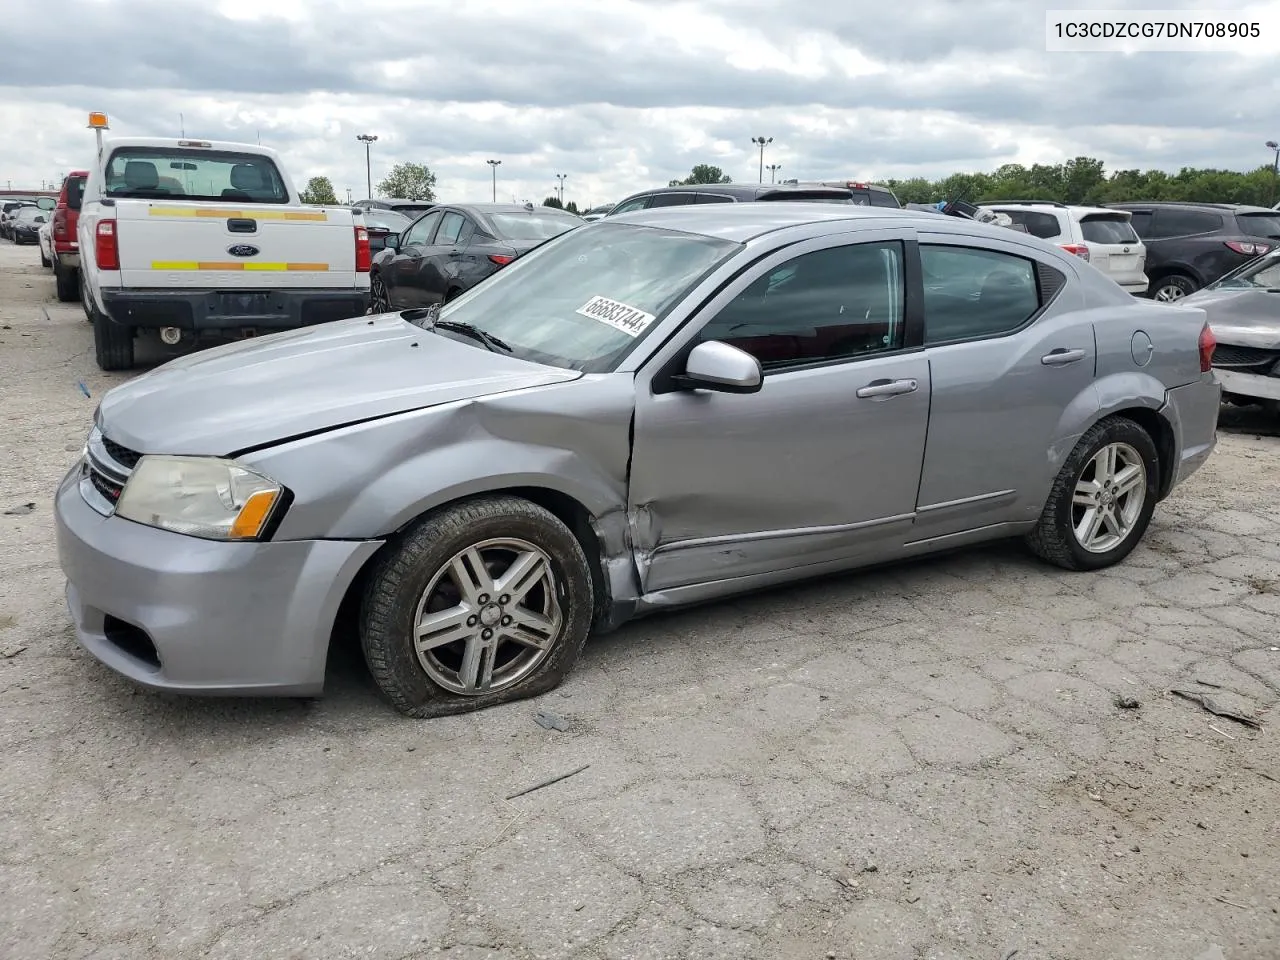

{"left": 55, "top": 204, "right": 1221, "bottom": 716}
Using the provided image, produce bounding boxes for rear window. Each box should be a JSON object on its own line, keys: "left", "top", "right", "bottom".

{"left": 869, "top": 190, "right": 900, "bottom": 208}
{"left": 488, "top": 212, "right": 581, "bottom": 242}
{"left": 1236, "top": 212, "right": 1280, "bottom": 239}
{"left": 758, "top": 190, "right": 854, "bottom": 204}
{"left": 362, "top": 210, "right": 412, "bottom": 231}
{"left": 103, "top": 147, "right": 289, "bottom": 203}
{"left": 1079, "top": 215, "right": 1139, "bottom": 244}
{"left": 65, "top": 175, "right": 85, "bottom": 210}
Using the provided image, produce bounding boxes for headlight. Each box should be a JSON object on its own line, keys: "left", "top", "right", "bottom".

{"left": 114, "top": 455, "right": 285, "bottom": 541}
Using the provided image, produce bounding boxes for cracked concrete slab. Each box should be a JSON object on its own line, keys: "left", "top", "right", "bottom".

{"left": 2, "top": 243, "right": 1279, "bottom": 959}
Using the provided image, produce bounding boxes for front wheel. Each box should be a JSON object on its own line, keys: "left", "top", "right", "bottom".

{"left": 370, "top": 273, "right": 391, "bottom": 313}
{"left": 360, "top": 496, "right": 594, "bottom": 718}
{"left": 39, "top": 245, "right": 50, "bottom": 268}
{"left": 1025, "top": 416, "right": 1159, "bottom": 571}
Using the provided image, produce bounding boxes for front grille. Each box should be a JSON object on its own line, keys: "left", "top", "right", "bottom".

{"left": 89, "top": 470, "right": 123, "bottom": 503}
{"left": 1214, "top": 344, "right": 1280, "bottom": 368}
{"left": 100, "top": 435, "right": 141, "bottom": 469}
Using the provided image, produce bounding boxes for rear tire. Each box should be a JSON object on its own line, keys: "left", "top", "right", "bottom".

{"left": 360, "top": 496, "right": 594, "bottom": 718}
{"left": 90, "top": 298, "right": 135, "bottom": 371}
{"left": 39, "top": 246, "right": 50, "bottom": 268}
{"left": 54, "top": 263, "right": 78, "bottom": 303}
{"left": 1025, "top": 416, "right": 1159, "bottom": 572}
{"left": 1148, "top": 273, "right": 1197, "bottom": 302}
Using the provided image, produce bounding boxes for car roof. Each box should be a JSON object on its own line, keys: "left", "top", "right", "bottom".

{"left": 982, "top": 201, "right": 1127, "bottom": 217}
{"left": 607, "top": 201, "right": 972, "bottom": 242}
{"left": 448, "top": 203, "right": 580, "bottom": 216}
{"left": 624, "top": 183, "right": 854, "bottom": 200}
{"left": 1106, "top": 201, "right": 1276, "bottom": 214}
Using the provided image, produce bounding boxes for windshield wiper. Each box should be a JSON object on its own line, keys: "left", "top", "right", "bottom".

{"left": 429, "top": 319, "right": 513, "bottom": 354}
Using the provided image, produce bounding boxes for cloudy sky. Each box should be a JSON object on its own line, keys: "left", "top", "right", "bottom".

{"left": 2, "top": 0, "right": 1279, "bottom": 208}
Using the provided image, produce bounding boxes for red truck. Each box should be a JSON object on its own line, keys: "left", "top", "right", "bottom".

{"left": 51, "top": 170, "right": 89, "bottom": 302}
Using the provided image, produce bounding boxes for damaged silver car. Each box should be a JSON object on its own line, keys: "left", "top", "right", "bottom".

{"left": 1183, "top": 248, "right": 1280, "bottom": 415}
{"left": 54, "top": 203, "right": 1221, "bottom": 717}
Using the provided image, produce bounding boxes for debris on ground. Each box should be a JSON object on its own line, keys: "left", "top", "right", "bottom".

{"left": 504, "top": 763, "right": 589, "bottom": 800}
{"left": 1171, "top": 688, "right": 1263, "bottom": 730}
{"left": 1114, "top": 695, "right": 1141, "bottom": 710}
{"left": 1, "top": 644, "right": 27, "bottom": 659}
{"left": 3, "top": 503, "right": 35, "bottom": 516}
{"left": 534, "top": 709, "right": 570, "bottom": 732}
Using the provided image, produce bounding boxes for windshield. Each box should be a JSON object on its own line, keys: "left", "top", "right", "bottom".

{"left": 1237, "top": 213, "right": 1280, "bottom": 239}
{"left": 430, "top": 221, "right": 741, "bottom": 372}
{"left": 363, "top": 210, "right": 412, "bottom": 231}
{"left": 488, "top": 211, "right": 582, "bottom": 242}
{"left": 1210, "top": 252, "right": 1280, "bottom": 290}
{"left": 15, "top": 207, "right": 44, "bottom": 222}
{"left": 104, "top": 147, "right": 290, "bottom": 203}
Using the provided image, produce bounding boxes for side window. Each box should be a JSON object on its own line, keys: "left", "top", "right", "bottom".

{"left": 1003, "top": 210, "right": 1063, "bottom": 240}
{"left": 610, "top": 196, "right": 651, "bottom": 215}
{"left": 1149, "top": 209, "right": 1223, "bottom": 238}
{"left": 920, "top": 245, "right": 1043, "bottom": 345}
{"left": 436, "top": 211, "right": 467, "bottom": 245}
{"left": 647, "top": 193, "right": 696, "bottom": 207}
{"left": 699, "top": 241, "right": 905, "bottom": 370}
{"left": 403, "top": 211, "right": 442, "bottom": 247}
{"left": 692, "top": 193, "right": 734, "bottom": 204}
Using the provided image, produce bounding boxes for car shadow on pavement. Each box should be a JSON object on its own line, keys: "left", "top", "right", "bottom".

{"left": 1218, "top": 402, "right": 1280, "bottom": 438}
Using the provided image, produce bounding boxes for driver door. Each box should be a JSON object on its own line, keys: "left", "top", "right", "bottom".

{"left": 387, "top": 210, "right": 442, "bottom": 307}
{"left": 628, "top": 228, "right": 931, "bottom": 594}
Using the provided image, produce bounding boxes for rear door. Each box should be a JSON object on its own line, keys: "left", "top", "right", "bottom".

{"left": 1077, "top": 212, "right": 1146, "bottom": 289}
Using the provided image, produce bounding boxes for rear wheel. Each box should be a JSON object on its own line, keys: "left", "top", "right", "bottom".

{"left": 88, "top": 295, "right": 135, "bottom": 371}
{"left": 1026, "top": 416, "right": 1159, "bottom": 571}
{"left": 1149, "top": 273, "right": 1197, "bottom": 302}
{"left": 54, "top": 262, "right": 78, "bottom": 302}
{"left": 39, "top": 244, "right": 50, "bottom": 268}
{"left": 360, "top": 496, "right": 594, "bottom": 718}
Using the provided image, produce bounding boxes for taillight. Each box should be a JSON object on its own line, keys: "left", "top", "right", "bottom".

{"left": 1199, "top": 323, "right": 1216, "bottom": 373}
{"left": 52, "top": 209, "right": 68, "bottom": 241}
{"left": 1224, "top": 240, "right": 1270, "bottom": 256}
{"left": 354, "top": 226, "right": 371, "bottom": 272}
{"left": 1060, "top": 243, "right": 1090, "bottom": 261}
{"left": 488, "top": 254, "right": 515, "bottom": 266}
{"left": 95, "top": 219, "right": 118, "bottom": 270}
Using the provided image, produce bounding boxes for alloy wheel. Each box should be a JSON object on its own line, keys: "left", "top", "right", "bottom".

{"left": 412, "top": 538, "right": 563, "bottom": 695}
{"left": 1071, "top": 442, "right": 1147, "bottom": 553}
{"left": 371, "top": 275, "right": 390, "bottom": 312}
{"left": 1153, "top": 284, "right": 1186, "bottom": 302}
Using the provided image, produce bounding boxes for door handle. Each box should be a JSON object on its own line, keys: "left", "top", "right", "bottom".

{"left": 1041, "top": 348, "right": 1086, "bottom": 366}
{"left": 856, "top": 378, "right": 918, "bottom": 399}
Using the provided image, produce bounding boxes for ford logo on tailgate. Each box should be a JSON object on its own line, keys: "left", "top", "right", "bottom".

{"left": 227, "top": 244, "right": 260, "bottom": 257}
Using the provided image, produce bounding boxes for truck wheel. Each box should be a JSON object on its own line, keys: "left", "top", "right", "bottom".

{"left": 39, "top": 246, "right": 50, "bottom": 268}
{"left": 360, "top": 495, "right": 594, "bottom": 718}
{"left": 93, "top": 313, "right": 135, "bottom": 371}
{"left": 54, "top": 263, "right": 78, "bottom": 303}
{"left": 1025, "top": 416, "right": 1159, "bottom": 572}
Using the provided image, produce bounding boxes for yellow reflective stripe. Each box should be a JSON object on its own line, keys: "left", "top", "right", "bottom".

{"left": 150, "top": 261, "right": 330, "bottom": 271}
{"left": 146, "top": 207, "right": 329, "bottom": 221}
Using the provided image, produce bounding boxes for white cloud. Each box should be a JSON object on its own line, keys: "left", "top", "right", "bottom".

{"left": 2, "top": 0, "right": 1279, "bottom": 207}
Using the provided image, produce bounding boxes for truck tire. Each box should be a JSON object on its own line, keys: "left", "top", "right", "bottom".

{"left": 54, "top": 263, "right": 78, "bottom": 303}
{"left": 92, "top": 312, "right": 135, "bottom": 371}
{"left": 39, "top": 246, "right": 50, "bottom": 268}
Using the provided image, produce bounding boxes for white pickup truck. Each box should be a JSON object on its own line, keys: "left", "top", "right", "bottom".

{"left": 78, "top": 136, "right": 371, "bottom": 370}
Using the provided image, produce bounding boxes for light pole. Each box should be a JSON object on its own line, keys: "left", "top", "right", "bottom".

{"left": 555, "top": 173, "right": 567, "bottom": 204}
{"left": 1267, "top": 140, "right": 1279, "bottom": 205}
{"left": 766, "top": 163, "right": 782, "bottom": 184}
{"left": 751, "top": 136, "right": 773, "bottom": 184}
{"left": 356, "top": 134, "right": 378, "bottom": 199}
{"left": 487, "top": 159, "right": 501, "bottom": 202}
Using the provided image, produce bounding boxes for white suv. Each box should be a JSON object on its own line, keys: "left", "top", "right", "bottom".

{"left": 978, "top": 201, "right": 1148, "bottom": 295}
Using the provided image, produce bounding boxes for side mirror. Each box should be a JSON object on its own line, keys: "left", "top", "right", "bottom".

{"left": 384, "top": 233, "right": 400, "bottom": 250}
{"left": 673, "top": 341, "right": 763, "bottom": 394}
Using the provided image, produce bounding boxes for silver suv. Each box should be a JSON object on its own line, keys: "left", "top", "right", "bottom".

{"left": 980, "top": 201, "right": 1148, "bottom": 295}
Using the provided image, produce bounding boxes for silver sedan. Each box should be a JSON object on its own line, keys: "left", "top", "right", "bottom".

{"left": 55, "top": 203, "right": 1223, "bottom": 716}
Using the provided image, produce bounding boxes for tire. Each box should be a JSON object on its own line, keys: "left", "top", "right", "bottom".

{"left": 1025, "top": 416, "right": 1160, "bottom": 572}
{"left": 444, "top": 286, "right": 462, "bottom": 303}
{"left": 360, "top": 495, "right": 594, "bottom": 718}
{"left": 54, "top": 263, "right": 78, "bottom": 303}
{"left": 370, "top": 272, "right": 391, "bottom": 313}
{"left": 1148, "top": 273, "right": 1197, "bottom": 302}
{"left": 39, "top": 246, "right": 49, "bottom": 268}
{"left": 91, "top": 305, "right": 135, "bottom": 371}
{"left": 79, "top": 273, "right": 94, "bottom": 323}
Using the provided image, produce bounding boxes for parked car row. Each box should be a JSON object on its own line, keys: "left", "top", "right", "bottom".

{"left": 26, "top": 171, "right": 89, "bottom": 302}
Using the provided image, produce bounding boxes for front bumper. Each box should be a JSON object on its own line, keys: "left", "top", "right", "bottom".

{"left": 1215, "top": 367, "right": 1280, "bottom": 403}
{"left": 54, "top": 464, "right": 382, "bottom": 696}
{"left": 100, "top": 287, "right": 371, "bottom": 333}
{"left": 12, "top": 229, "right": 38, "bottom": 243}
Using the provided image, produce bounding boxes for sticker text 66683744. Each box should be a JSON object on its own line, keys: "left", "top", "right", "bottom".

{"left": 574, "top": 295, "right": 657, "bottom": 338}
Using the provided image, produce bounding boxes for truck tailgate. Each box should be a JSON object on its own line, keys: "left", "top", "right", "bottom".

{"left": 114, "top": 202, "right": 356, "bottom": 289}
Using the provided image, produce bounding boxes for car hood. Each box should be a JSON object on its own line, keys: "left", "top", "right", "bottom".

{"left": 1185, "top": 285, "right": 1280, "bottom": 349}
{"left": 96, "top": 312, "right": 583, "bottom": 456}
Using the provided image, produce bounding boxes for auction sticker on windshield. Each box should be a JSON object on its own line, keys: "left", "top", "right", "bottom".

{"left": 575, "top": 295, "right": 656, "bottom": 337}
